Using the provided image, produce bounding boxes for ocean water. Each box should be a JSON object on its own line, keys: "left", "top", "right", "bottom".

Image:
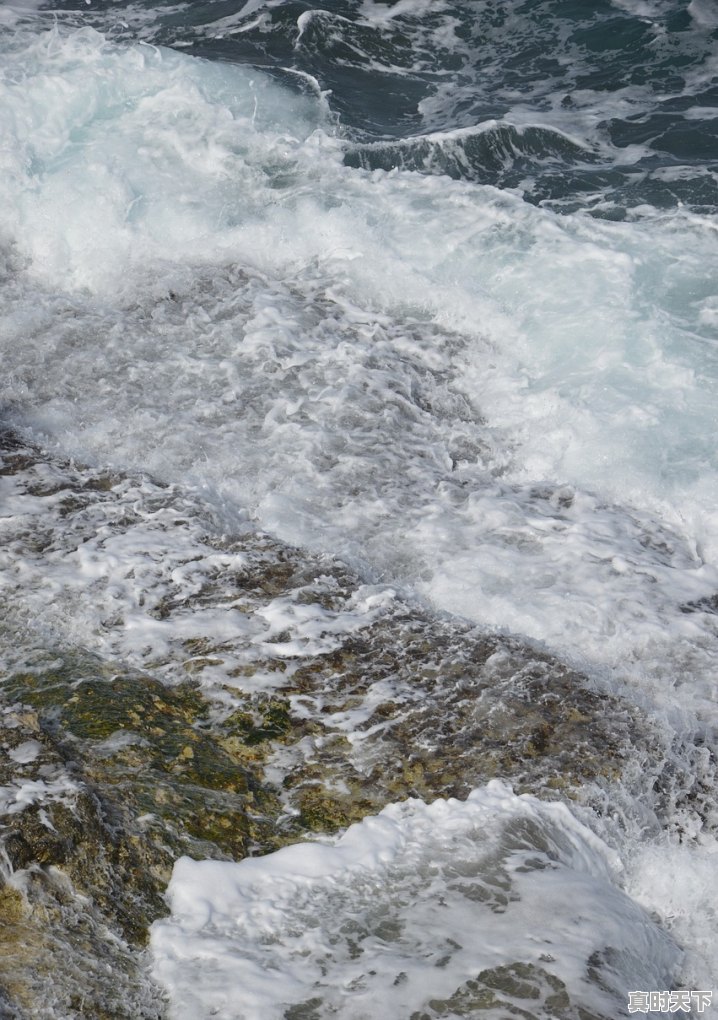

{"left": 1, "top": 0, "right": 718, "bottom": 1017}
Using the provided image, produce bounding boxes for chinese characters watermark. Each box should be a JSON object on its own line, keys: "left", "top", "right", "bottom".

{"left": 628, "top": 990, "right": 712, "bottom": 1013}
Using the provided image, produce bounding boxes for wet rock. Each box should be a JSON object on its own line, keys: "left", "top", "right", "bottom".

{"left": 0, "top": 704, "right": 168, "bottom": 1018}
{"left": 411, "top": 963, "right": 604, "bottom": 1019}
{"left": 0, "top": 429, "right": 666, "bottom": 1018}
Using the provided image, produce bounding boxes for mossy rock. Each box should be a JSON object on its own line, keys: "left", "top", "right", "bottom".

{"left": 295, "top": 784, "right": 353, "bottom": 834}
{"left": 0, "top": 663, "right": 289, "bottom": 954}
{"left": 225, "top": 696, "right": 293, "bottom": 745}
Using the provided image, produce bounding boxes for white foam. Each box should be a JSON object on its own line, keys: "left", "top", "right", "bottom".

{"left": 0, "top": 0, "right": 46, "bottom": 29}
{"left": 1, "top": 22, "right": 718, "bottom": 1002}
{"left": 609, "top": 0, "right": 673, "bottom": 19}
{"left": 688, "top": 0, "right": 718, "bottom": 29}
{"left": 0, "top": 463, "right": 394, "bottom": 687}
{"left": 359, "top": 0, "right": 447, "bottom": 25}
{"left": 0, "top": 775, "right": 79, "bottom": 817}
{"left": 627, "top": 835, "right": 718, "bottom": 992}
{"left": 7, "top": 740, "right": 43, "bottom": 764}
{"left": 1, "top": 20, "right": 717, "bottom": 724}
{"left": 151, "top": 782, "right": 680, "bottom": 1020}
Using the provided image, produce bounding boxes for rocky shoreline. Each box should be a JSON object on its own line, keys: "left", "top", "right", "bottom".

{"left": 0, "top": 430, "right": 697, "bottom": 1018}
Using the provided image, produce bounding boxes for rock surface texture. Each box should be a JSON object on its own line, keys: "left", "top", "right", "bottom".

{"left": 0, "top": 432, "right": 679, "bottom": 1018}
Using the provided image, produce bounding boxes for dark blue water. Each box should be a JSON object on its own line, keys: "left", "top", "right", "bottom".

{"left": 43, "top": 0, "right": 718, "bottom": 215}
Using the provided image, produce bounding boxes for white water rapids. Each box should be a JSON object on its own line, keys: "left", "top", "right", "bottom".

{"left": 1, "top": 17, "right": 717, "bottom": 1018}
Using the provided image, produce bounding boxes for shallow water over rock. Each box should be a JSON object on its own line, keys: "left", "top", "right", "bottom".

{"left": 0, "top": 430, "right": 692, "bottom": 1017}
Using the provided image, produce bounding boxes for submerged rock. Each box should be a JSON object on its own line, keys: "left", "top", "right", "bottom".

{"left": 410, "top": 963, "right": 599, "bottom": 1020}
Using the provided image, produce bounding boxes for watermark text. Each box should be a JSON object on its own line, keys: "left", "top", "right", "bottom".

{"left": 628, "top": 990, "right": 712, "bottom": 1014}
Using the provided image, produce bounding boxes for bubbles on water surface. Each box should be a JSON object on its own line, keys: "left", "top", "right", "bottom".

{"left": 1, "top": 3, "right": 718, "bottom": 1017}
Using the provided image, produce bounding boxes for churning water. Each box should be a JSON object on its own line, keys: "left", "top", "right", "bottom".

{"left": 1, "top": 1, "right": 718, "bottom": 1017}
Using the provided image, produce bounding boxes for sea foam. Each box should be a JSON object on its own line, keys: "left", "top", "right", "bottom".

{"left": 151, "top": 781, "right": 680, "bottom": 1020}
{"left": 1, "top": 19, "right": 718, "bottom": 1010}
